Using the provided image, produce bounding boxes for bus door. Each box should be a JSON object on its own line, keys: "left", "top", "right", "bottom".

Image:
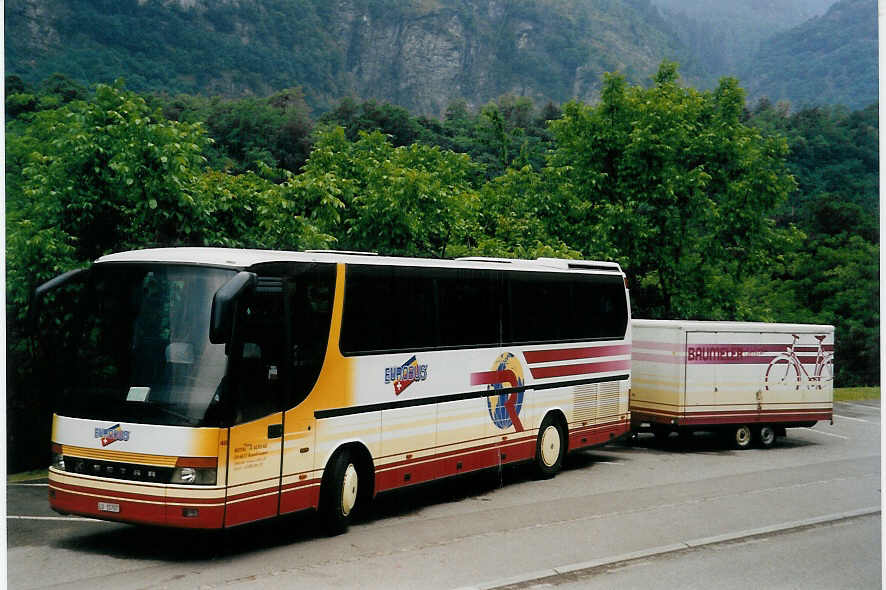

{"left": 279, "top": 265, "right": 336, "bottom": 515}
{"left": 224, "top": 277, "right": 288, "bottom": 527}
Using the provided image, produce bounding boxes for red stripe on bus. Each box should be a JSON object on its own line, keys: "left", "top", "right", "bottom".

{"left": 51, "top": 478, "right": 227, "bottom": 506}
{"left": 225, "top": 484, "right": 281, "bottom": 503}
{"left": 523, "top": 344, "right": 631, "bottom": 364}
{"left": 50, "top": 480, "right": 166, "bottom": 503}
{"left": 166, "top": 504, "right": 225, "bottom": 529}
{"left": 224, "top": 494, "right": 279, "bottom": 527}
{"left": 374, "top": 420, "right": 629, "bottom": 494}
{"left": 279, "top": 485, "right": 320, "bottom": 515}
{"left": 530, "top": 359, "right": 631, "bottom": 379}
{"left": 470, "top": 369, "right": 518, "bottom": 387}
{"left": 377, "top": 435, "right": 536, "bottom": 471}
{"left": 568, "top": 421, "right": 630, "bottom": 449}
{"left": 51, "top": 487, "right": 167, "bottom": 525}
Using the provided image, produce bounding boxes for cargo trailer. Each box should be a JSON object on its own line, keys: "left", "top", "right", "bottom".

{"left": 630, "top": 319, "right": 834, "bottom": 448}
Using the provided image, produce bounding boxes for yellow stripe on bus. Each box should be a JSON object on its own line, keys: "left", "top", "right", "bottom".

{"left": 61, "top": 445, "right": 179, "bottom": 467}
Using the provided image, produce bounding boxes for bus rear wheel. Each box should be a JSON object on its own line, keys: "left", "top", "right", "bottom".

{"left": 319, "top": 450, "right": 359, "bottom": 535}
{"left": 534, "top": 415, "right": 566, "bottom": 479}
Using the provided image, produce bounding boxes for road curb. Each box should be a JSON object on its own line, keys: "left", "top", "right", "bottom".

{"left": 453, "top": 506, "right": 881, "bottom": 590}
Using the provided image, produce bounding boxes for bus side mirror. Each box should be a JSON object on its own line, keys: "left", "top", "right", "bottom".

{"left": 210, "top": 271, "right": 256, "bottom": 344}
{"left": 27, "top": 267, "right": 90, "bottom": 335}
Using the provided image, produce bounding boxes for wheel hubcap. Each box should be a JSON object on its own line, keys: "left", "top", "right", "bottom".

{"left": 736, "top": 427, "right": 751, "bottom": 446}
{"left": 761, "top": 428, "right": 775, "bottom": 445}
{"left": 541, "top": 425, "right": 561, "bottom": 467}
{"left": 341, "top": 464, "right": 358, "bottom": 516}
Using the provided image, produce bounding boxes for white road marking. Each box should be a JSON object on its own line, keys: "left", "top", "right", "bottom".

{"left": 7, "top": 483, "right": 48, "bottom": 487}
{"left": 803, "top": 428, "right": 849, "bottom": 440}
{"left": 840, "top": 401, "right": 880, "bottom": 412}
{"left": 7, "top": 515, "right": 105, "bottom": 522}
{"left": 834, "top": 414, "right": 878, "bottom": 424}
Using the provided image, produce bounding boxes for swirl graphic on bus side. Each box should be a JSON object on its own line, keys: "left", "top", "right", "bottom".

{"left": 469, "top": 352, "right": 525, "bottom": 431}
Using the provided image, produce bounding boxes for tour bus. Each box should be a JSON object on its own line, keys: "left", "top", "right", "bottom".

{"left": 37, "top": 248, "right": 632, "bottom": 531}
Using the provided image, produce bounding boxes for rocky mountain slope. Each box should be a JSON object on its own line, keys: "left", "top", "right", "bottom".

{"left": 5, "top": 0, "right": 876, "bottom": 112}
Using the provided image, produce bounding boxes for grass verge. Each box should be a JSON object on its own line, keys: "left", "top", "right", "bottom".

{"left": 7, "top": 468, "right": 48, "bottom": 482}
{"left": 834, "top": 386, "right": 880, "bottom": 401}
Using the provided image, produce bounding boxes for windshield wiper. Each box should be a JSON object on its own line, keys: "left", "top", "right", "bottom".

{"left": 149, "top": 404, "right": 201, "bottom": 426}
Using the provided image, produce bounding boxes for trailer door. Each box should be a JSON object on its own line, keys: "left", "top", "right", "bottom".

{"left": 685, "top": 331, "right": 719, "bottom": 421}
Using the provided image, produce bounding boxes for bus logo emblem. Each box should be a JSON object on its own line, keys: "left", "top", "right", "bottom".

{"left": 94, "top": 424, "right": 130, "bottom": 447}
{"left": 471, "top": 352, "right": 525, "bottom": 431}
{"left": 385, "top": 355, "right": 429, "bottom": 395}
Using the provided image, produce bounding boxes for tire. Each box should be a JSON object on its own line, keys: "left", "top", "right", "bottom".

{"left": 755, "top": 425, "right": 776, "bottom": 449}
{"left": 534, "top": 415, "right": 566, "bottom": 479}
{"left": 652, "top": 425, "right": 671, "bottom": 442}
{"left": 733, "top": 425, "right": 753, "bottom": 450}
{"left": 318, "top": 450, "right": 359, "bottom": 535}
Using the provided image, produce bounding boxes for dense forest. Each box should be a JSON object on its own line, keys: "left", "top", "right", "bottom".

{"left": 5, "top": 67, "right": 879, "bottom": 471}
{"left": 740, "top": 0, "right": 878, "bottom": 110}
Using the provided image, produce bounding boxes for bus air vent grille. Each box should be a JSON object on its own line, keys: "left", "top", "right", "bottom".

{"left": 597, "top": 381, "right": 621, "bottom": 418}
{"left": 573, "top": 383, "right": 598, "bottom": 421}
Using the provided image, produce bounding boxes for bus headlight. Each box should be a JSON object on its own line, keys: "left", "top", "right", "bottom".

{"left": 170, "top": 467, "right": 217, "bottom": 485}
{"left": 51, "top": 443, "right": 65, "bottom": 471}
{"left": 178, "top": 467, "right": 197, "bottom": 484}
{"left": 171, "top": 457, "right": 218, "bottom": 485}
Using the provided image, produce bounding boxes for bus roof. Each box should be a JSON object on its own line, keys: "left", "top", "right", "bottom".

{"left": 94, "top": 247, "right": 624, "bottom": 275}
{"left": 632, "top": 318, "right": 835, "bottom": 333}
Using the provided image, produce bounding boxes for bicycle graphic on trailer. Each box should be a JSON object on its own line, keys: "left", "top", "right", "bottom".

{"left": 764, "top": 334, "right": 833, "bottom": 391}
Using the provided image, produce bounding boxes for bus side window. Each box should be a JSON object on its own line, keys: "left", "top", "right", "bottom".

{"left": 231, "top": 289, "right": 285, "bottom": 424}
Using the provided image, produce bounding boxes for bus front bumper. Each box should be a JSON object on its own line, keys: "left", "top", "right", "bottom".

{"left": 48, "top": 468, "right": 225, "bottom": 529}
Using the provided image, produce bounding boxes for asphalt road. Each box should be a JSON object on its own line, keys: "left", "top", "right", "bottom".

{"left": 7, "top": 401, "right": 881, "bottom": 589}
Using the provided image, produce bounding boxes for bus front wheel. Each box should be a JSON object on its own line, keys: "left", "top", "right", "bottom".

{"left": 319, "top": 450, "right": 359, "bottom": 535}
{"left": 534, "top": 414, "right": 566, "bottom": 479}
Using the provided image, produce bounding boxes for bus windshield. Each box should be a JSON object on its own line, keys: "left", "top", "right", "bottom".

{"left": 54, "top": 264, "right": 236, "bottom": 427}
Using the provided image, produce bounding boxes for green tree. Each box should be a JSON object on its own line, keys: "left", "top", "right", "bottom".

{"left": 549, "top": 63, "right": 796, "bottom": 319}
{"left": 295, "top": 127, "right": 482, "bottom": 257}
{"left": 473, "top": 164, "right": 581, "bottom": 260}
{"left": 193, "top": 166, "right": 337, "bottom": 251}
{"left": 7, "top": 81, "right": 213, "bottom": 313}
{"left": 319, "top": 98, "right": 422, "bottom": 147}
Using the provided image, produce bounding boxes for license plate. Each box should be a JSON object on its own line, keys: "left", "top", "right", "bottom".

{"left": 97, "top": 502, "right": 120, "bottom": 513}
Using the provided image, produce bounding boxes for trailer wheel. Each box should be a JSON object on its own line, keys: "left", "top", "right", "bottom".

{"left": 733, "top": 425, "right": 753, "bottom": 450}
{"left": 755, "top": 425, "right": 776, "bottom": 449}
{"left": 652, "top": 425, "right": 671, "bottom": 444}
{"left": 318, "top": 449, "right": 359, "bottom": 535}
{"left": 534, "top": 414, "right": 566, "bottom": 479}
